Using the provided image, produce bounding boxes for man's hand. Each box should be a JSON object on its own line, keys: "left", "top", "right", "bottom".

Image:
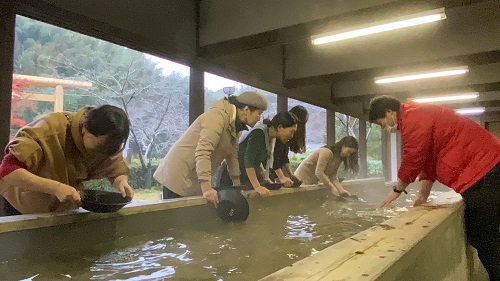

{"left": 413, "top": 179, "right": 433, "bottom": 207}
{"left": 413, "top": 194, "right": 429, "bottom": 207}
{"left": 112, "top": 175, "right": 134, "bottom": 199}
{"left": 231, "top": 177, "right": 241, "bottom": 187}
{"left": 380, "top": 191, "right": 401, "bottom": 207}
{"left": 203, "top": 188, "right": 219, "bottom": 207}
{"left": 200, "top": 180, "right": 219, "bottom": 206}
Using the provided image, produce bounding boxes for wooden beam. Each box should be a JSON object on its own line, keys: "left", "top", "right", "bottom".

{"left": 21, "top": 93, "right": 56, "bottom": 102}
{"left": 13, "top": 74, "right": 92, "bottom": 89}
{"left": 285, "top": 50, "right": 500, "bottom": 88}
{"left": 198, "top": 0, "right": 488, "bottom": 58}
{"left": 54, "top": 85, "right": 64, "bottom": 112}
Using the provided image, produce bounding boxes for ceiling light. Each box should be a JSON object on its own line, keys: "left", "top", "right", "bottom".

{"left": 374, "top": 66, "right": 469, "bottom": 84}
{"left": 412, "top": 93, "right": 479, "bottom": 103}
{"left": 456, "top": 107, "right": 485, "bottom": 115}
{"left": 312, "top": 8, "right": 446, "bottom": 45}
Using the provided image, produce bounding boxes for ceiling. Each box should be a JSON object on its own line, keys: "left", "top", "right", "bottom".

{"left": 14, "top": 0, "right": 500, "bottom": 120}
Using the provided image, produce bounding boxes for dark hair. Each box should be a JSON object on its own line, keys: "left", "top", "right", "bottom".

{"left": 368, "top": 95, "right": 402, "bottom": 122}
{"left": 226, "top": 96, "right": 259, "bottom": 112}
{"left": 288, "top": 105, "right": 309, "bottom": 153}
{"left": 84, "top": 105, "right": 130, "bottom": 156}
{"left": 325, "top": 136, "right": 359, "bottom": 173}
{"left": 262, "top": 111, "right": 299, "bottom": 129}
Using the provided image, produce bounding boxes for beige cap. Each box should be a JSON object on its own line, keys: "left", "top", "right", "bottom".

{"left": 235, "top": 91, "right": 268, "bottom": 111}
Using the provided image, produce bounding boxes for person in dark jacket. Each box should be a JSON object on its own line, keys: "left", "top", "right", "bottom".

{"left": 271, "top": 105, "right": 309, "bottom": 186}
{"left": 369, "top": 95, "right": 500, "bottom": 281}
{"left": 218, "top": 111, "right": 299, "bottom": 196}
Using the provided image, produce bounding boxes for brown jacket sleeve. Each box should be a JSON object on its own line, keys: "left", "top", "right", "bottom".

{"left": 7, "top": 131, "right": 44, "bottom": 172}
{"left": 7, "top": 114, "right": 68, "bottom": 173}
{"left": 315, "top": 149, "right": 335, "bottom": 187}
{"left": 195, "top": 109, "right": 226, "bottom": 182}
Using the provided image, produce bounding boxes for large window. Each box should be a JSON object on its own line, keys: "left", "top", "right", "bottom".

{"left": 289, "top": 98, "right": 326, "bottom": 151}
{"left": 203, "top": 72, "right": 277, "bottom": 117}
{"left": 12, "top": 16, "right": 190, "bottom": 190}
{"left": 335, "top": 113, "right": 382, "bottom": 178}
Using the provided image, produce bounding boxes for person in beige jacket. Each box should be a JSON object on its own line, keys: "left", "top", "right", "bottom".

{"left": 0, "top": 105, "right": 133, "bottom": 215}
{"left": 154, "top": 91, "right": 268, "bottom": 204}
{"left": 294, "top": 136, "right": 359, "bottom": 196}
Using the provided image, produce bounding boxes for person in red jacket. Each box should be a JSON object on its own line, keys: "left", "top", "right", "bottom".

{"left": 369, "top": 95, "right": 500, "bottom": 281}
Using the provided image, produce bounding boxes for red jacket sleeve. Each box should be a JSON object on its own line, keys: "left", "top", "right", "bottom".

{"left": 398, "top": 106, "right": 435, "bottom": 183}
{"left": 418, "top": 161, "right": 437, "bottom": 182}
{"left": 0, "top": 152, "right": 28, "bottom": 180}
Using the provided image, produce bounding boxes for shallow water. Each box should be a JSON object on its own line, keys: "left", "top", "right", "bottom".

{"left": 2, "top": 183, "right": 451, "bottom": 281}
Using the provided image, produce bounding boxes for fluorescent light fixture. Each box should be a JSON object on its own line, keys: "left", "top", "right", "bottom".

{"left": 456, "top": 107, "right": 485, "bottom": 115}
{"left": 312, "top": 8, "right": 446, "bottom": 45}
{"left": 374, "top": 66, "right": 469, "bottom": 84}
{"left": 412, "top": 93, "right": 479, "bottom": 103}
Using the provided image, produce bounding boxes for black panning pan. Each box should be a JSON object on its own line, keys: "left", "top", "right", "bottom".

{"left": 216, "top": 189, "right": 249, "bottom": 222}
{"left": 260, "top": 181, "right": 283, "bottom": 190}
{"left": 292, "top": 179, "right": 303, "bottom": 187}
{"left": 81, "top": 190, "right": 131, "bottom": 213}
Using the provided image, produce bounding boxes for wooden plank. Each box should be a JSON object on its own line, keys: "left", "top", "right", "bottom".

{"left": 13, "top": 74, "right": 92, "bottom": 89}
{"left": 21, "top": 93, "right": 56, "bottom": 102}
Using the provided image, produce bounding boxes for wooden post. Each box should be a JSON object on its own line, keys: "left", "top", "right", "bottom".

{"left": 326, "top": 109, "right": 336, "bottom": 146}
{"left": 0, "top": 1, "right": 16, "bottom": 216}
{"left": 54, "top": 85, "right": 64, "bottom": 112}
{"left": 189, "top": 66, "right": 204, "bottom": 124}
{"left": 381, "top": 130, "right": 391, "bottom": 181}
{"left": 277, "top": 95, "right": 288, "bottom": 113}
{"left": 14, "top": 75, "right": 91, "bottom": 115}
{"left": 358, "top": 120, "right": 368, "bottom": 178}
{"left": 0, "top": 2, "right": 15, "bottom": 159}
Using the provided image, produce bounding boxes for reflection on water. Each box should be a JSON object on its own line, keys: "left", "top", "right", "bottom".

{"left": 285, "top": 215, "right": 318, "bottom": 240}
{"left": 2, "top": 187, "right": 427, "bottom": 281}
{"left": 89, "top": 238, "right": 188, "bottom": 280}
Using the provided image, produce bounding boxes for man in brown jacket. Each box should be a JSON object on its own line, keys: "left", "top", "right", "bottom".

{"left": 154, "top": 91, "right": 268, "bottom": 204}
{"left": 0, "top": 105, "right": 134, "bottom": 215}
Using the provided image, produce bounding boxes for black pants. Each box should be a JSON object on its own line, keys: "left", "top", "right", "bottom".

{"left": 216, "top": 161, "right": 261, "bottom": 190}
{"left": 162, "top": 186, "right": 181, "bottom": 199}
{"left": 462, "top": 162, "right": 500, "bottom": 281}
{"left": 0, "top": 195, "right": 22, "bottom": 216}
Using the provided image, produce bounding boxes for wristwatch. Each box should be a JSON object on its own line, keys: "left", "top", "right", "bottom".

{"left": 393, "top": 186, "right": 408, "bottom": 194}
